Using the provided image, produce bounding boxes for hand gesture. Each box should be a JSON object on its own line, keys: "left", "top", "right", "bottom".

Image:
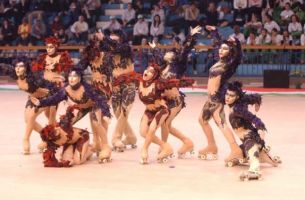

{"left": 148, "top": 41, "right": 157, "bottom": 49}
{"left": 190, "top": 26, "right": 202, "bottom": 36}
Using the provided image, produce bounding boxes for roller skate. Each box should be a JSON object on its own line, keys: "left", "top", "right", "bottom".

{"left": 198, "top": 145, "right": 218, "bottom": 160}
{"left": 122, "top": 136, "right": 137, "bottom": 149}
{"left": 259, "top": 146, "right": 282, "bottom": 167}
{"left": 23, "top": 139, "right": 30, "bottom": 155}
{"left": 112, "top": 140, "right": 126, "bottom": 152}
{"left": 157, "top": 143, "right": 174, "bottom": 163}
{"left": 240, "top": 171, "right": 262, "bottom": 181}
{"left": 177, "top": 138, "right": 194, "bottom": 159}
{"left": 37, "top": 141, "right": 47, "bottom": 153}
{"left": 140, "top": 148, "right": 149, "bottom": 164}
{"left": 225, "top": 146, "right": 244, "bottom": 167}
{"left": 98, "top": 145, "right": 112, "bottom": 163}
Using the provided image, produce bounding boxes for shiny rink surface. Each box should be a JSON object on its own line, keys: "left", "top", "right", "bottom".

{"left": 0, "top": 90, "right": 304, "bottom": 200}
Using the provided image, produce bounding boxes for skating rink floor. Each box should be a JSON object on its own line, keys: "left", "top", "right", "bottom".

{"left": 0, "top": 90, "right": 304, "bottom": 200}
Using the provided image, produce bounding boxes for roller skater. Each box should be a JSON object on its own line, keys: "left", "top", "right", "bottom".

{"left": 198, "top": 25, "right": 243, "bottom": 163}
{"left": 224, "top": 81, "right": 281, "bottom": 180}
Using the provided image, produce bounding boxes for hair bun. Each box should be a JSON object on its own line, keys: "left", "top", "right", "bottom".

{"left": 232, "top": 81, "right": 242, "bottom": 88}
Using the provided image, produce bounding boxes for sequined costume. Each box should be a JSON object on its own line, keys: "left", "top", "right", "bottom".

{"left": 40, "top": 106, "right": 92, "bottom": 167}
{"left": 100, "top": 30, "right": 138, "bottom": 149}
{"left": 202, "top": 29, "right": 242, "bottom": 122}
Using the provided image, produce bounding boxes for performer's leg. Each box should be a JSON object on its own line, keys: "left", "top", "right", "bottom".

{"left": 198, "top": 101, "right": 218, "bottom": 159}
{"left": 212, "top": 105, "right": 243, "bottom": 162}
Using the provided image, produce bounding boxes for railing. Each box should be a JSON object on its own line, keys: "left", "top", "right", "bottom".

{"left": 1, "top": 45, "right": 305, "bottom": 77}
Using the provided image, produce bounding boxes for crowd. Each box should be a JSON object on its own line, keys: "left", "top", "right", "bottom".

{"left": 0, "top": 0, "right": 305, "bottom": 47}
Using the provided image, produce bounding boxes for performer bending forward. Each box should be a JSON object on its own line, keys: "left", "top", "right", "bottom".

{"left": 225, "top": 81, "right": 281, "bottom": 181}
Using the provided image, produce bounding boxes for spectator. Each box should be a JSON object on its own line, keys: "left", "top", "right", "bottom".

{"left": 133, "top": 14, "right": 148, "bottom": 45}
{"left": 105, "top": 16, "right": 122, "bottom": 32}
{"left": 122, "top": 3, "right": 136, "bottom": 26}
{"left": 1, "top": 19, "right": 16, "bottom": 45}
{"left": 168, "top": 26, "right": 186, "bottom": 45}
{"left": 51, "top": 15, "right": 64, "bottom": 35}
{"left": 133, "top": 0, "right": 146, "bottom": 19}
{"left": 280, "top": 2, "right": 294, "bottom": 24}
{"left": 248, "top": 0, "right": 263, "bottom": 21}
{"left": 17, "top": 17, "right": 31, "bottom": 45}
{"left": 70, "top": 15, "right": 89, "bottom": 44}
{"left": 282, "top": 30, "right": 293, "bottom": 45}
{"left": 151, "top": 4, "right": 165, "bottom": 23}
{"left": 246, "top": 32, "right": 258, "bottom": 45}
{"left": 244, "top": 13, "right": 262, "bottom": 37}
{"left": 233, "top": 0, "right": 248, "bottom": 26}
{"left": 83, "top": 0, "right": 102, "bottom": 27}
{"left": 66, "top": 2, "right": 81, "bottom": 27}
{"left": 30, "top": 18, "right": 47, "bottom": 45}
{"left": 184, "top": 2, "right": 199, "bottom": 34}
{"left": 217, "top": 0, "right": 233, "bottom": 27}
{"left": 256, "top": 28, "right": 271, "bottom": 44}
{"left": 150, "top": 14, "right": 164, "bottom": 41}
{"left": 205, "top": 2, "right": 218, "bottom": 26}
{"left": 271, "top": 28, "right": 283, "bottom": 45}
{"left": 288, "top": 14, "right": 302, "bottom": 40}
{"left": 54, "top": 28, "right": 68, "bottom": 44}
{"left": 230, "top": 25, "right": 246, "bottom": 44}
{"left": 264, "top": 14, "right": 280, "bottom": 33}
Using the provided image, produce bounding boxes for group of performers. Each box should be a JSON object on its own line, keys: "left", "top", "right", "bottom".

{"left": 6, "top": 25, "right": 281, "bottom": 181}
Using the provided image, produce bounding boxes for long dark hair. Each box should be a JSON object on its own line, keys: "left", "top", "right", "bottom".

{"left": 153, "top": 14, "right": 161, "bottom": 27}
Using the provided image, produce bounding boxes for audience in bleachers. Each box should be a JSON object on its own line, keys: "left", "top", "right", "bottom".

{"left": 0, "top": 0, "right": 304, "bottom": 48}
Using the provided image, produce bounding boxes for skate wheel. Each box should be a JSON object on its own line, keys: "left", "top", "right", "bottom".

{"left": 140, "top": 158, "right": 148, "bottom": 164}
{"left": 264, "top": 146, "right": 271, "bottom": 153}
{"left": 190, "top": 150, "right": 195, "bottom": 155}
{"left": 131, "top": 144, "right": 137, "bottom": 149}
{"left": 162, "top": 158, "right": 168, "bottom": 163}
{"left": 226, "top": 161, "right": 234, "bottom": 167}
{"left": 239, "top": 158, "right": 245, "bottom": 164}
{"left": 273, "top": 156, "right": 282, "bottom": 164}
{"left": 199, "top": 154, "right": 206, "bottom": 160}
{"left": 170, "top": 154, "right": 175, "bottom": 159}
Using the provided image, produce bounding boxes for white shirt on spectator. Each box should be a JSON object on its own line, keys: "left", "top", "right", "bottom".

{"left": 71, "top": 21, "right": 88, "bottom": 33}
{"left": 271, "top": 34, "right": 283, "bottom": 45}
{"left": 133, "top": 20, "right": 149, "bottom": 36}
{"left": 105, "top": 20, "right": 122, "bottom": 31}
{"left": 256, "top": 34, "right": 271, "bottom": 44}
{"left": 246, "top": 36, "right": 257, "bottom": 45}
{"left": 288, "top": 22, "right": 302, "bottom": 33}
{"left": 150, "top": 23, "right": 165, "bottom": 37}
{"left": 233, "top": 0, "right": 248, "bottom": 9}
{"left": 280, "top": 10, "right": 294, "bottom": 19}
{"left": 264, "top": 21, "right": 280, "bottom": 33}
{"left": 122, "top": 8, "right": 135, "bottom": 22}
{"left": 229, "top": 33, "right": 246, "bottom": 44}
